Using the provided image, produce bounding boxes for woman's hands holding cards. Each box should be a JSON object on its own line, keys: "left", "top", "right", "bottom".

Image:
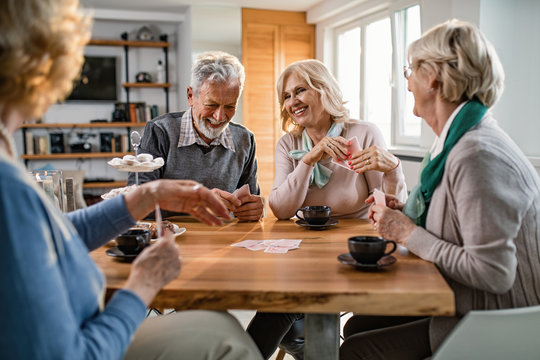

{"left": 349, "top": 146, "right": 399, "bottom": 174}
{"left": 366, "top": 190, "right": 415, "bottom": 245}
{"left": 366, "top": 191, "right": 405, "bottom": 211}
{"left": 370, "top": 205, "right": 416, "bottom": 245}
{"left": 302, "top": 136, "right": 349, "bottom": 166}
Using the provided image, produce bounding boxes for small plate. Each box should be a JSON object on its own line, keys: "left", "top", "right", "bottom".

{"left": 106, "top": 247, "right": 139, "bottom": 262}
{"left": 107, "top": 157, "right": 164, "bottom": 173}
{"left": 337, "top": 253, "right": 396, "bottom": 271}
{"left": 173, "top": 226, "right": 187, "bottom": 238}
{"left": 295, "top": 218, "right": 338, "bottom": 230}
{"left": 101, "top": 184, "right": 139, "bottom": 200}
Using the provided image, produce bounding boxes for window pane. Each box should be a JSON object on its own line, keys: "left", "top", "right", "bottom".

{"left": 401, "top": 5, "right": 422, "bottom": 138}
{"left": 365, "top": 17, "right": 392, "bottom": 146}
{"left": 337, "top": 27, "right": 360, "bottom": 120}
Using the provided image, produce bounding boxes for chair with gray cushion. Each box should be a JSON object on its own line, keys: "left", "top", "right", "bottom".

{"left": 432, "top": 305, "right": 540, "bottom": 360}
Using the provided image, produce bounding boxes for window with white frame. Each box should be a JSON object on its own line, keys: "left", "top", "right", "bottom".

{"left": 335, "top": 3, "right": 421, "bottom": 147}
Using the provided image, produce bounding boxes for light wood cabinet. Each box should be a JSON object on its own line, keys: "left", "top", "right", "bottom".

{"left": 242, "top": 9, "right": 315, "bottom": 198}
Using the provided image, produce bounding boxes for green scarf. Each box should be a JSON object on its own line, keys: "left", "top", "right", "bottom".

{"left": 403, "top": 100, "right": 488, "bottom": 227}
{"left": 288, "top": 122, "right": 344, "bottom": 189}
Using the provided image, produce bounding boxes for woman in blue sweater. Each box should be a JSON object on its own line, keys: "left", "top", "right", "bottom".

{"left": 0, "top": 0, "right": 263, "bottom": 359}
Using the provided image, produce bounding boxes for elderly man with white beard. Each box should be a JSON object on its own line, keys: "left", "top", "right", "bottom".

{"left": 128, "top": 51, "right": 263, "bottom": 221}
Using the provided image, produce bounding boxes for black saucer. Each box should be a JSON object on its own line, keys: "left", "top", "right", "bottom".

{"left": 106, "top": 247, "right": 139, "bottom": 262}
{"left": 337, "top": 253, "right": 396, "bottom": 271}
{"left": 295, "top": 218, "right": 338, "bottom": 230}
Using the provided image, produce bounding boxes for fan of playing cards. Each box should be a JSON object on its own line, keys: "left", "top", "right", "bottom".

{"left": 232, "top": 184, "right": 250, "bottom": 199}
{"left": 332, "top": 136, "right": 361, "bottom": 170}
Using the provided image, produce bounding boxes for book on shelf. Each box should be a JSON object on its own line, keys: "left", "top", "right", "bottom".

{"left": 25, "top": 131, "right": 34, "bottom": 155}
{"left": 129, "top": 103, "right": 137, "bottom": 123}
{"left": 120, "top": 134, "right": 129, "bottom": 152}
{"left": 32, "top": 135, "right": 50, "bottom": 155}
{"left": 115, "top": 102, "right": 159, "bottom": 123}
{"left": 151, "top": 104, "right": 159, "bottom": 119}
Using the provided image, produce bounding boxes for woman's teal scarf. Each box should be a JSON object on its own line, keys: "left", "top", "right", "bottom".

{"left": 288, "top": 122, "right": 344, "bottom": 189}
{"left": 403, "top": 100, "right": 488, "bottom": 227}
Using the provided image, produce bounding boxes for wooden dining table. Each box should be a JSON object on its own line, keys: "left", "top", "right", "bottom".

{"left": 91, "top": 217, "right": 455, "bottom": 359}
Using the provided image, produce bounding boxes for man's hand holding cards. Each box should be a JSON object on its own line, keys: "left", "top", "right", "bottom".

{"left": 232, "top": 184, "right": 264, "bottom": 221}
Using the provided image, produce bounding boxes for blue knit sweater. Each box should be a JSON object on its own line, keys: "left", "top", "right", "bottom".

{"left": 0, "top": 154, "right": 145, "bottom": 359}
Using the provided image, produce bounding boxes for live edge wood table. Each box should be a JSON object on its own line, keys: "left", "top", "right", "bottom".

{"left": 91, "top": 217, "right": 454, "bottom": 360}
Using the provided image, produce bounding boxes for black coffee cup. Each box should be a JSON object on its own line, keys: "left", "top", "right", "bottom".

{"left": 295, "top": 205, "right": 331, "bottom": 225}
{"left": 348, "top": 236, "right": 397, "bottom": 264}
{"left": 116, "top": 229, "right": 151, "bottom": 255}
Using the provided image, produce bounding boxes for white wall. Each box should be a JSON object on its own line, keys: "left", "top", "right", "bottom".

{"left": 480, "top": 0, "right": 540, "bottom": 158}
{"left": 189, "top": 5, "right": 244, "bottom": 125}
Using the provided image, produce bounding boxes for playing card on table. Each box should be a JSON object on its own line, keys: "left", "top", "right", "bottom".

{"left": 231, "top": 240, "right": 260, "bottom": 247}
{"left": 373, "top": 188, "right": 386, "bottom": 206}
{"left": 332, "top": 136, "right": 361, "bottom": 171}
{"left": 264, "top": 246, "right": 289, "bottom": 253}
{"left": 247, "top": 243, "right": 268, "bottom": 251}
{"left": 231, "top": 239, "right": 302, "bottom": 253}
{"left": 264, "top": 239, "right": 302, "bottom": 249}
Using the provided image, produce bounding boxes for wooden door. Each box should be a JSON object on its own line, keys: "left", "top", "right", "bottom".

{"left": 242, "top": 9, "right": 315, "bottom": 202}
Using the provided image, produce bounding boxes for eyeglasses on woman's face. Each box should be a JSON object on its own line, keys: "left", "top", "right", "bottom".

{"left": 403, "top": 65, "right": 413, "bottom": 80}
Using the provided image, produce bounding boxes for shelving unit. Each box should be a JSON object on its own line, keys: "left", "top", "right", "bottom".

{"left": 20, "top": 122, "right": 145, "bottom": 162}
{"left": 21, "top": 152, "right": 134, "bottom": 160}
{"left": 21, "top": 122, "right": 147, "bottom": 129}
{"left": 88, "top": 34, "right": 171, "bottom": 117}
{"left": 19, "top": 33, "right": 172, "bottom": 191}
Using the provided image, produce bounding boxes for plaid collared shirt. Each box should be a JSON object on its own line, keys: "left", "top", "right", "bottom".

{"left": 177, "top": 109, "right": 235, "bottom": 152}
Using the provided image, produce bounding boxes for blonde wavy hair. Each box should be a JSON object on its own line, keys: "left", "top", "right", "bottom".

{"left": 0, "top": 0, "right": 91, "bottom": 120}
{"left": 408, "top": 19, "right": 504, "bottom": 107}
{"left": 277, "top": 59, "right": 349, "bottom": 135}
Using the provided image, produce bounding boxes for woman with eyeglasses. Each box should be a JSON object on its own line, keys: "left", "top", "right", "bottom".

{"left": 340, "top": 19, "right": 540, "bottom": 360}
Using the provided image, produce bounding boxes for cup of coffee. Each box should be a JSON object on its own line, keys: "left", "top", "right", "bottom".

{"left": 295, "top": 205, "right": 331, "bottom": 225}
{"left": 116, "top": 229, "right": 151, "bottom": 255}
{"left": 348, "top": 236, "right": 397, "bottom": 264}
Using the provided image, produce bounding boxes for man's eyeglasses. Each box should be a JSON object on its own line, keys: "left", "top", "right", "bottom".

{"left": 403, "top": 65, "right": 413, "bottom": 80}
